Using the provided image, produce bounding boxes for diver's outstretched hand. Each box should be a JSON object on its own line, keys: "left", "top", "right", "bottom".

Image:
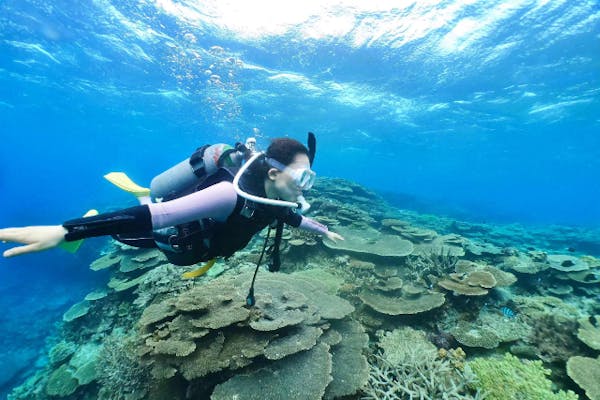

{"left": 324, "top": 231, "right": 344, "bottom": 243}
{"left": 0, "top": 225, "right": 67, "bottom": 257}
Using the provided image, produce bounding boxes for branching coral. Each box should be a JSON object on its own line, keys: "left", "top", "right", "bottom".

{"left": 405, "top": 248, "right": 459, "bottom": 285}
{"left": 96, "top": 330, "right": 151, "bottom": 400}
{"left": 362, "top": 351, "right": 482, "bottom": 400}
{"left": 361, "top": 327, "right": 482, "bottom": 399}
{"left": 469, "top": 353, "right": 578, "bottom": 400}
{"left": 527, "top": 314, "right": 583, "bottom": 364}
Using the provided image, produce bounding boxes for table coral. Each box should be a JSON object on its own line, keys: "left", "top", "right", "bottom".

{"left": 567, "top": 356, "right": 600, "bottom": 400}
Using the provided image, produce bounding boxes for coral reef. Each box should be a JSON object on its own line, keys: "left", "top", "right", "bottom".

{"left": 8, "top": 177, "right": 600, "bottom": 400}
{"left": 567, "top": 356, "right": 600, "bottom": 400}
{"left": 96, "top": 329, "right": 151, "bottom": 400}
{"left": 323, "top": 225, "right": 414, "bottom": 258}
{"left": 523, "top": 314, "right": 583, "bottom": 365}
{"left": 469, "top": 353, "right": 578, "bottom": 400}
{"left": 361, "top": 327, "right": 482, "bottom": 399}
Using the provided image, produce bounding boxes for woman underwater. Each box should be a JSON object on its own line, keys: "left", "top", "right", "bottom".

{"left": 0, "top": 136, "right": 344, "bottom": 269}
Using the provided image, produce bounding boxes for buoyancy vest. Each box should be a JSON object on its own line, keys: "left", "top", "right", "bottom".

{"left": 153, "top": 165, "right": 300, "bottom": 266}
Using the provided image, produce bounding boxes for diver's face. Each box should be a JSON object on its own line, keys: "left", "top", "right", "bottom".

{"left": 268, "top": 153, "right": 312, "bottom": 202}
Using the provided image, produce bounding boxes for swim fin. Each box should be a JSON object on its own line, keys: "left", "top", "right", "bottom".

{"left": 59, "top": 209, "right": 99, "bottom": 253}
{"left": 182, "top": 258, "right": 217, "bottom": 279}
{"left": 104, "top": 172, "right": 151, "bottom": 197}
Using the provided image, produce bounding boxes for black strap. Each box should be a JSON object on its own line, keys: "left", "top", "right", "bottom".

{"left": 246, "top": 226, "right": 272, "bottom": 307}
{"left": 268, "top": 220, "right": 284, "bottom": 272}
{"left": 189, "top": 144, "right": 210, "bottom": 177}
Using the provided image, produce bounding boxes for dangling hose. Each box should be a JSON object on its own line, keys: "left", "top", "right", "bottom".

{"left": 246, "top": 226, "right": 272, "bottom": 307}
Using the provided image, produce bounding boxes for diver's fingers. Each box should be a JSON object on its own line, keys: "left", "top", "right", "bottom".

{"left": 0, "top": 228, "right": 28, "bottom": 243}
{"left": 3, "top": 243, "right": 44, "bottom": 258}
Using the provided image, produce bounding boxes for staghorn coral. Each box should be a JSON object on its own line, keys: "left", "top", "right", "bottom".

{"left": 412, "top": 235, "right": 466, "bottom": 257}
{"left": 470, "top": 353, "right": 578, "bottom": 400}
{"left": 362, "top": 327, "right": 481, "bottom": 399}
{"left": 405, "top": 247, "right": 459, "bottom": 285}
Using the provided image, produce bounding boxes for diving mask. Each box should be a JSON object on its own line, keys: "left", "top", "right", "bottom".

{"left": 266, "top": 158, "right": 316, "bottom": 190}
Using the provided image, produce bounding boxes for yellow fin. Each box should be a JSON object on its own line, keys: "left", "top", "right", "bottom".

{"left": 59, "top": 209, "right": 99, "bottom": 253}
{"left": 182, "top": 259, "right": 217, "bottom": 279}
{"left": 104, "top": 172, "right": 151, "bottom": 197}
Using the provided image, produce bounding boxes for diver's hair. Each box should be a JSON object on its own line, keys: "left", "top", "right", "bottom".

{"left": 266, "top": 137, "right": 309, "bottom": 165}
{"left": 245, "top": 137, "right": 309, "bottom": 187}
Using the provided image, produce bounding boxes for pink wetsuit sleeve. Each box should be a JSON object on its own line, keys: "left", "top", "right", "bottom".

{"left": 299, "top": 216, "right": 329, "bottom": 236}
{"left": 147, "top": 181, "right": 238, "bottom": 229}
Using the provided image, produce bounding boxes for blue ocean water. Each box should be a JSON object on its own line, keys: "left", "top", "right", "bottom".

{"left": 0, "top": 0, "right": 599, "bottom": 398}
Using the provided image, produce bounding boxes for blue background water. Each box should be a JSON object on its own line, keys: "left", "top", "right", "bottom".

{"left": 0, "top": 0, "right": 599, "bottom": 397}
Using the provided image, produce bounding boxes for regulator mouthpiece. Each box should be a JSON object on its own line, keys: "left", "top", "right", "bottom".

{"left": 297, "top": 195, "right": 311, "bottom": 213}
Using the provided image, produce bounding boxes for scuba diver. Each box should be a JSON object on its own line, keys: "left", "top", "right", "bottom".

{"left": 0, "top": 135, "right": 344, "bottom": 299}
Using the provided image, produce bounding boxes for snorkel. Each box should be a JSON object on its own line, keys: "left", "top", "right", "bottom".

{"left": 233, "top": 133, "right": 317, "bottom": 212}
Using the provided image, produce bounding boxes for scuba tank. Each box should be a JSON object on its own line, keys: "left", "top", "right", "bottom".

{"left": 150, "top": 142, "right": 251, "bottom": 202}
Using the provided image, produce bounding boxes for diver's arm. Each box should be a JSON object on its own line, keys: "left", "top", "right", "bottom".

{"left": 64, "top": 181, "right": 238, "bottom": 239}
{"left": 1, "top": 182, "right": 238, "bottom": 257}
{"left": 147, "top": 181, "right": 237, "bottom": 227}
{"left": 286, "top": 213, "right": 345, "bottom": 242}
